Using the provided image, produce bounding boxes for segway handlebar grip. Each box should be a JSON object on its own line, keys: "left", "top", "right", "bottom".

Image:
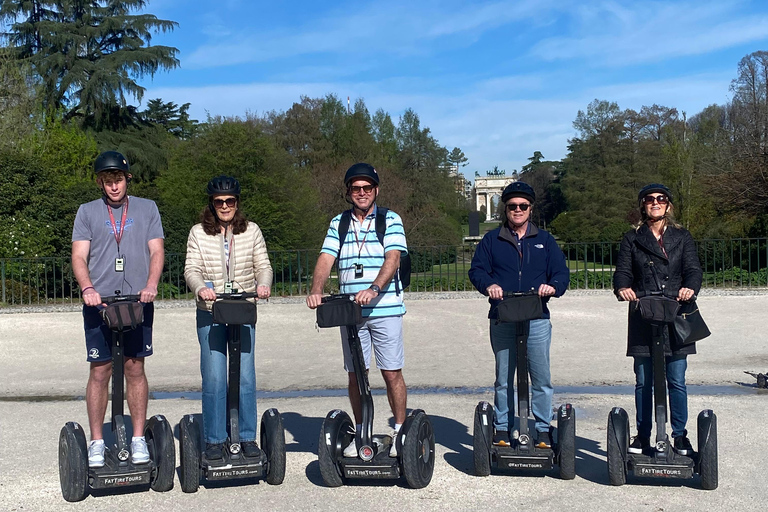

{"left": 215, "top": 291, "right": 258, "bottom": 300}
{"left": 100, "top": 294, "right": 142, "bottom": 304}
{"left": 502, "top": 289, "right": 538, "bottom": 298}
{"left": 321, "top": 293, "right": 356, "bottom": 303}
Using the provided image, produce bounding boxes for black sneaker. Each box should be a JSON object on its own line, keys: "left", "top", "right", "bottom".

{"left": 493, "top": 430, "right": 510, "bottom": 447}
{"left": 673, "top": 433, "right": 693, "bottom": 456}
{"left": 628, "top": 435, "right": 650, "bottom": 454}
{"left": 536, "top": 430, "right": 552, "bottom": 449}
{"left": 242, "top": 441, "right": 261, "bottom": 458}
{"left": 205, "top": 443, "right": 225, "bottom": 460}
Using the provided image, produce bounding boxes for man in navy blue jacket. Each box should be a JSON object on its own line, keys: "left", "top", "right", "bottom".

{"left": 468, "top": 182, "right": 570, "bottom": 448}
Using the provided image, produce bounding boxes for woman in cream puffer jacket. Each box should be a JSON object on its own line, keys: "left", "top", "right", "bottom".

{"left": 183, "top": 175, "right": 273, "bottom": 461}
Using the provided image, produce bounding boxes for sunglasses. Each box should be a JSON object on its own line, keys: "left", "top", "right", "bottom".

{"left": 213, "top": 198, "right": 237, "bottom": 208}
{"left": 349, "top": 184, "right": 375, "bottom": 194}
{"left": 506, "top": 203, "right": 531, "bottom": 212}
{"left": 642, "top": 194, "right": 669, "bottom": 205}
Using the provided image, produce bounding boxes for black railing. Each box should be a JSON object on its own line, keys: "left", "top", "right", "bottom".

{"left": 2, "top": 238, "right": 767, "bottom": 306}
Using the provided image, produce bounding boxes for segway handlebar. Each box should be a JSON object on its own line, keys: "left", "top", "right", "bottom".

{"left": 100, "top": 294, "right": 142, "bottom": 304}
{"left": 502, "top": 289, "right": 539, "bottom": 298}
{"left": 321, "top": 293, "right": 356, "bottom": 303}
{"left": 618, "top": 290, "right": 696, "bottom": 302}
{"left": 215, "top": 291, "right": 258, "bottom": 300}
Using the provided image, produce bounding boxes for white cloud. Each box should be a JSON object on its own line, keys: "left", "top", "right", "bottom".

{"left": 531, "top": 1, "right": 768, "bottom": 66}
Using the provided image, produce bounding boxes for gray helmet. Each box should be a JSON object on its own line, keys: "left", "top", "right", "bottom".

{"left": 638, "top": 183, "right": 673, "bottom": 206}
{"left": 206, "top": 175, "right": 241, "bottom": 196}
{"left": 94, "top": 151, "right": 129, "bottom": 174}
{"left": 501, "top": 181, "right": 535, "bottom": 203}
{"left": 344, "top": 163, "right": 379, "bottom": 186}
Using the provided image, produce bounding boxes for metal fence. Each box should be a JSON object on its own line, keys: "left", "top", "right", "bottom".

{"left": 2, "top": 238, "right": 767, "bottom": 306}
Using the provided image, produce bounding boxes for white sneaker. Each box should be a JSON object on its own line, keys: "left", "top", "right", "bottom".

{"left": 131, "top": 437, "right": 150, "bottom": 464}
{"left": 88, "top": 440, "right": 105, "bottom": 468}
{"left": 389, "top": 430, "right": 399, "bottom": 457}
{"left": 343, "top": 438, "right": 358, "bottom": 458}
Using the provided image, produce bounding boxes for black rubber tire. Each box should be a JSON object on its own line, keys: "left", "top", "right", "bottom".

{"left": 698, "top": 412, "right": 718, "bottom": 490}
{"left": 473, "top": 402, "right": 492, "bottom": 477}
{"left": 58, "top": 422, "right": 88, "bottom": 502}
{"left": 557, "top": 405, "right": 576, "bottom": 480}
{"left": 318, "top": 410, "right": 353, "bottom": 487}
{"left": 261, "top": 408, "right": 286, "bottom": 485}
{"left": 179, "top": 415, "right": 201, "bottom": 493}
{"left": 402, "top": 411, "right": 435, "bottom": 489}
{"left": 606, "top": 412, "right": 627, "bottom": 486}
{"left": 146, "top": 415, "right": 175, "bottom": 492}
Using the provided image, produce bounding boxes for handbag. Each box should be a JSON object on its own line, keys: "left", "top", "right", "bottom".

{"left": 212, "top": 299, "right": 257, "bottom": 325}
{"left": 673, "top": 300, "right": 711, "bottom": 345}
{"left": 316, "top": 295, "right": 363, "bottom": 328}
{"left": 636, "top": 295, "right": 680, "bottom": 324}
{"left": 494, "top": 294, "right": 543, "bottom": 323}
{"left": 100, "top": 302, "right": 144, "bottom": 332}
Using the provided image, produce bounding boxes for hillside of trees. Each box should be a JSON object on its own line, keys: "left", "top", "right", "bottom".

{"left": 1, "top": 1, "right": 767, "bottom": 261}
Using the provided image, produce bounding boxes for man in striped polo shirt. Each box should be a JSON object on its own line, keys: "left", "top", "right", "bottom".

{"left": 307, "top": 163, "right": 408, "bottom": 458}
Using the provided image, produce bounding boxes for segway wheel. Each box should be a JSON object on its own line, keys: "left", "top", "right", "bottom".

{"left": 698, "top": 410, "right": 718, "bottom": 490}
{"left": 318, "top": 409, "right": 353, "bottom": 487}
{"left": 557, "top": 404, "right": 576, "bottom": 480}
{"left": 606, "top": 409, "right": 628, "bottom": 486}
{"left": 402, "top": 411, "right": 435, "bottom": 489}
{"left": 261, "top": 408, "right": 286, "bottom": 485}
{"left": 145, "top": 415, "right": 175, "bottom": 492}
{"left": 58, "top": 422, "right": 88, "bottom": 502}
{"left": 179, "top": 415, "right": 201, "bottom": 493}
{"left": 472, "top": 401, "right": 492, "bottom": 477}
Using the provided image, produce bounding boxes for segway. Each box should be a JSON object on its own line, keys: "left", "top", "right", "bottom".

{"left": 607, "top": 290, "right": 718, "bottom": 489}
{"left": 473, "top": 290, "right": 576, "bottom": 479}
{"left": 58, "top": 294, "right": 175, "bottom": 502}
{"left": 315, "top": 294, "right": 435, "bottom": 488}
{"left": 179, "top": 291, "right": 285, "bottom": 492}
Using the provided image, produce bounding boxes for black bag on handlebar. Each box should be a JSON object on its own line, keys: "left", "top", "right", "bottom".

{"left": 100, "top": 302, "right": 144, "bottom": 332}
{"left": 636, "top": 296, "right": 680, "bottom": 324}
{"left": 316, "top": 296, "right": 363, "bottom": 328}
{"left": 673, "top": 300, "right": 710, "bottom": 345}
{"left": 212, "top": 300, "right": 257, "bottom": 325}
{"left": 494, "top": 294, "right": 543, "bottom": 323}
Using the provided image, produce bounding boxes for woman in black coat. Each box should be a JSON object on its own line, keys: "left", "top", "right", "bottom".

{"left": 613, "top": 184, "right": 703, "bottom": 456}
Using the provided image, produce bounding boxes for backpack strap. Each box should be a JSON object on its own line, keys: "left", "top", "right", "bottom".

{"left": 375, "top": 206, "right": 388, "bottom": 246}
{"left": 336, "top": 210, "right": 352, "bottom": 258}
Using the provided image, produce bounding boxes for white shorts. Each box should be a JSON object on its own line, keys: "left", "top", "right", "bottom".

{"left": 340, "top": 315, "right": 404, "bottom": 372}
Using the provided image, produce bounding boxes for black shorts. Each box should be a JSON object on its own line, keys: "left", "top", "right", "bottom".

{"left": 83, "top": 303, "right": 154, "bottom": 362}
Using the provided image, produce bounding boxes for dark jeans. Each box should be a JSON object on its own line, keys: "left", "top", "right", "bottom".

{"left": 633, "top": 354, "right": 688, "bottom": 438}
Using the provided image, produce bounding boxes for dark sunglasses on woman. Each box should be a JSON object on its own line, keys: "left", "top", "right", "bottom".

{"left": 213, "top": 198, "right": 237, "bottom": 208}
{"left": 642, "top": 194, "right": 669, "bottom": 205}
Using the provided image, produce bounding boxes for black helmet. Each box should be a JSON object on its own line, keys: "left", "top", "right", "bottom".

{"left": 501, "top": 181, "right": 535, "bottom": 203}
{"left": 638, "top": 183, "right": 673, "bottom": 205}
{"left": 344, "top": 163, "right": 379, "bottom": 186}
{"left": 94, "top": 151, "right": 129, "bottom": 174}
{"left": 206, "top": 175, "right": 241, "bottom": 196}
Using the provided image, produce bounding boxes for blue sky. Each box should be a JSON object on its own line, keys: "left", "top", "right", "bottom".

{"left": 140, "top": 0, "right": 768, "bottom": 177}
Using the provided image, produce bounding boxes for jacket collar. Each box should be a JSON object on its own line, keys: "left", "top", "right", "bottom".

{"left": 499, "top": 221, "right": 539, "bottom": 244}
{"left": 635, "top": 223, "right": 683, "bottom": 259}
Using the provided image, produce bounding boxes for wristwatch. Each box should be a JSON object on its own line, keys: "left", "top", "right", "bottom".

{"left": 369, "top": 284, "right": 381, "bottom": 294}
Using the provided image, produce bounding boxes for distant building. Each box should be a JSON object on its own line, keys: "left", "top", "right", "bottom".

{"left": 472, "top": 170, "right": 517, "bottom": 222}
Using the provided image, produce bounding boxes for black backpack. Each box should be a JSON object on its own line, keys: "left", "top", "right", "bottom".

{"left": 336, "top": 207, "right": 411, "bottom": 291}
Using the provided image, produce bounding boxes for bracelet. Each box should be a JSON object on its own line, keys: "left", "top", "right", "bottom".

{"left": 81, "top": 286, "right": 95, "bottom": 293}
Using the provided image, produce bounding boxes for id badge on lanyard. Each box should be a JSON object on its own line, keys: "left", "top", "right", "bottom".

{"left": 108, "top": 199, "right": 129, "bottom": 272}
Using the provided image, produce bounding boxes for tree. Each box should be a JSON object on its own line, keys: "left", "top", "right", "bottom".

{"left": 1, "top": 0, "right": 179, "bottom": 126}
{"left": 143, "top": 98, "right": 197, "bottom": 139}
{"left": 447, "top": 147, "right": 468, "bottom": 171}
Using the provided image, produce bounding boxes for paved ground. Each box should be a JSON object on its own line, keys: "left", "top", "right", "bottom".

{"left": 0, "top": 292, "right": 766, "bottom": 510}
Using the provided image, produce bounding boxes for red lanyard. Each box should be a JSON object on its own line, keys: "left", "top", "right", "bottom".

{"left": 353, "top": 215, "right": 373, "bottom": 260}
{"left": 107, "top": 198, "right": 129, "bottom": 250}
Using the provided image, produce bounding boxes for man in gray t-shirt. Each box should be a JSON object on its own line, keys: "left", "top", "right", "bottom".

{"left": 71, "top": 151, "right": 165, "bottom": 468}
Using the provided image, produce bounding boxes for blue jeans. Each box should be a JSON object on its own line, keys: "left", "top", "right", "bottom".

{"left": 490, "top": 319, "right": 553, "bottom": 433}
{"left": 196, "top": 309, "right": 257, "bottom": 445}
{"left": 633, "top": 355, "right": 688, "bottom": 438}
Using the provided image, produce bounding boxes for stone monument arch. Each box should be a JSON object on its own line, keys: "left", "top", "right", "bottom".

{"left": 474, "top": 170, "right": 517, "bottom": 222}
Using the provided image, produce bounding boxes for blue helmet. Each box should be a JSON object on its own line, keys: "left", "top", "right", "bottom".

{"left": 501, "top": 181, "right": 535, "bottom": 203}
{"left": 344, "top": 163, "right": 379, "bottom": 186}
{"left": 638, "top": 183, "right": 672, "bottom": 205}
